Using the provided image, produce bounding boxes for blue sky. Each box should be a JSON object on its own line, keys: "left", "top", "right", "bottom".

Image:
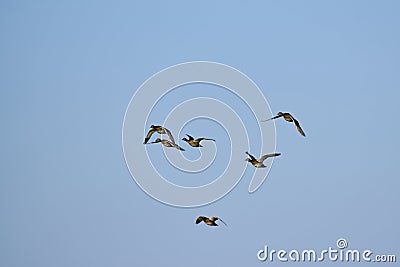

{"left": 1, "top": 1, "right": 399, "bottom": 266}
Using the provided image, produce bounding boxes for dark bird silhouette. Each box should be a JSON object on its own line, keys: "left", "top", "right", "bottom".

{"left": 195, "top": 216, "right": 227, "bottom": 227}
{"left": 181, "top": 134, "right": 215, "bottom": 147}
{"left": 143, "top": 125, "right": 175, "bottom": 144}
{"left": 245, "top": 151, "right": 281, "bottom": 168}
{"left": 263, "top": 112, "right": 306, "bottom": 137}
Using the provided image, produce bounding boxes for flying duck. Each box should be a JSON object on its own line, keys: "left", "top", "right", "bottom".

{"left": 245, "top": 151, "right": 281, "bottom": 168}
{"left": 263, "top": 112, "right": 306, "bottom": 137}
{"left": 149, "top": 138, "right": 185, "bottom": 151}
{"left": 143, "top": 125, "right": 175, "bottom": 144}
{"left": 181, "top": 134, "right": 215, "bottom": 147}
{"left": 195, "top": 216, "right": 227, "bottom": 227}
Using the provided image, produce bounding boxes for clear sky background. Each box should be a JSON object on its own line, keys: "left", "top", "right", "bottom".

{"left": 1, "top": 1, "right": 399, "bottom": 266}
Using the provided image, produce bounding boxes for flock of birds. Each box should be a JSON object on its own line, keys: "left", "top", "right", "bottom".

{"left": 143, "top": 112, "right": 306, "bottom": 227}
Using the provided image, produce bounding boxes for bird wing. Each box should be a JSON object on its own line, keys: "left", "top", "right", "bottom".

{"left": 186, "top": 134, "right": 194, "bottom": 140}
{"left": 196, "top": 138, "right": 215, "bottom": 142}
{"left": 261, "top": 113, "right": 283, "bottom": 122}
{"left": 196, "top": 216, "right": 205, "bottom": 224}
{"left": 258, "top": 153, "right": 281, "bottom": 162}
{"left": 245, "top": 151, "right": 257, "bottom": 162}
{"left": 292, "top": 117, "right": 306, "bottom": 137}
{"left": 171, "top": 142, "right": 185, "bottom": 151}
{"left": 217, "top": 218, "right": 228, "bottom": 226}
{"left": 163, "top": 127, "right": 175, "bottom": 143}
{"left": 143, "top": 128, "right": 155, "bottom": 144}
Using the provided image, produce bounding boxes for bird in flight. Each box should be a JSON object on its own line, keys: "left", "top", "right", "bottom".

{"left": 245, "top": 151, "right": 281, "bottom": 168}
{"left": 143, "top": 125, "right": 175, "bottom": 144}
{"left": 263, "top": 112, "right": 306, "bottom": 137}
{"left": 195, "top": 216, "right": 227, "bottom": 227}
{"left": 149, "top": 138, "right": 185, "bottom": 151}
{"left": 181, "top": 134, "right": 215, "bottom": 147}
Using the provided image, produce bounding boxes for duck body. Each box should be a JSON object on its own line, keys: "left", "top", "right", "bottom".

{"left": 195, "top": 216, "right": 227, "bottom": 227}
{"left": 182, "top": 134, "right": 215, "bottom": 147}
{"left": 245, "top": 151, "right": 281, "bottom": 168}
{"left": 267, "top": 112, "right": 306, "bottom": 137}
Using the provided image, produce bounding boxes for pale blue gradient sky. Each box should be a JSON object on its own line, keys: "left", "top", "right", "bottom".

{"left": 1, "top": 1, "right": 399, "bottom": 266}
